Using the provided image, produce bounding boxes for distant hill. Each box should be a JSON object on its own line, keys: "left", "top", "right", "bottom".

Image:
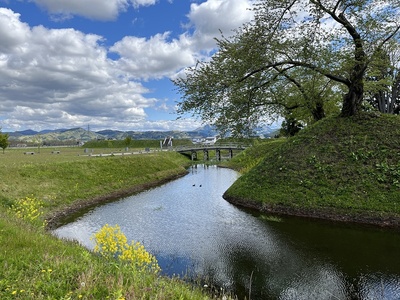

{"left": 6, "top": 124, "right": 280, "bottom": 144}
{"left": 15, "top": 129, "right": 38, "bottom": 136}
{"left": 7, "top": 128, "right": 103, "bottom": 144}
{"left": 187, "top": 124, "right": 218, "bottom": 138}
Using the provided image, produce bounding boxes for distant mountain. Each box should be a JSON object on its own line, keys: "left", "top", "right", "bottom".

{"left": 10, "top": 129, "right": 38, "bottom": 136}
{"left": 8, "top": 128, "right": 103, "bottom": 143}
{"left": 96, "top": 129, "right": 124, "bottom": 138}
{"left": 8, "top": 128, "right": 75, "bottom": 137}
{"left": 6, "top": 124, "right": 280, "bottom": 144}
{"left": 253, "top": 124, "right": 281, "bottom": 138}
{"left": 187, "top": 124, "right": 218, "bottom": 138}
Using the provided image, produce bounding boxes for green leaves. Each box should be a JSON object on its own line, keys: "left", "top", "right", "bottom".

{"left": 174, "top": 0, "right": 400, "bottom": 136}
{"left": 0, "top": 129, "right": 9, "bottom": 153}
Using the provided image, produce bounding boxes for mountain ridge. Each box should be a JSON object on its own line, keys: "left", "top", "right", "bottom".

{"left": 6, "top": 124, "right": 280, "bottom": 143}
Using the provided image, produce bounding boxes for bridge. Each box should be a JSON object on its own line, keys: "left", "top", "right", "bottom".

{"left": 175, "top": 143, "right": 249, "bottom": 161}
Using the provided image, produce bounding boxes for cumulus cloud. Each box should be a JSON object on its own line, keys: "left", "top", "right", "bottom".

{"left": 32, "top": 0, "right": 159, "bottom": 20}
{"left": 33, "top": 0, "right": 130, "bottom": 21}
{"left": 109, "top": 0, "right": 255, "bottom": 79}
{"left": 0, "top": 7, "right": 156, "bottom": 131}
{"left": 187, "top": 0, "right": 254, "bottom": 49}
{"left": 0, "top": 1, "right": 255, "bottom": 132}
{"left": 0, "top": 8, "right": 30, "bottom": 52}
{"left": 110, "top": 32, "right": 197, "bottom": 79}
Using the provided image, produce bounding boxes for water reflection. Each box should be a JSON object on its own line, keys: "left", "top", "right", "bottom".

{"left": 53, "top": 165, "right": 400, "bottom": 299}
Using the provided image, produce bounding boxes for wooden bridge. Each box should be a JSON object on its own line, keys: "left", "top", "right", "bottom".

{"left": 175, "top": 143, "right": 249, "bottom": 161}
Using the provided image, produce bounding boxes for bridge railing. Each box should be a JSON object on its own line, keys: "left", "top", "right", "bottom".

{"left": 174, "top": 143, "right": 250, "bottom": 152}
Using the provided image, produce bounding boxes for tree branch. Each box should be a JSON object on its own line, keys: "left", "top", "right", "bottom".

{"left": 240, "top": 60, "right": 350, "bottom": 86}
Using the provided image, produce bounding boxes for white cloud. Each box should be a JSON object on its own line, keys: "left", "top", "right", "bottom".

{"left": 110, "top": 32, "right": 197, "bottom": 79}
{"left": 32, "top": 0, "right": 158, "bottom": 20}
{"left": 0, "top": 1, "right": 256, "bottom": 132}
{"left": 33, "top": 0, "right": 130, "bottom": 21}
{"left": 0, "top": 7, "right": 157, "bottom": 131}
{"left": 109, "top": 0, "right": 255, "bottom": 79}
{"left": 121, "top": 117, "right": 203, "bottom": 131}
{"left": 0, "top": 8, "right": 30, "bottom": 52}
{"left": 130, "top": 0, "right": 158, "bottom": 9}
{"left": 2, "top": 111, "right": 201, "bottom": 132}
{"left": 187, "top": 0, "right": 254, "bottom": 49}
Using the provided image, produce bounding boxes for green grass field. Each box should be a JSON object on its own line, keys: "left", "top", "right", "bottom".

{"left": 0, "top": 147, "right": 229, "bottom": 299}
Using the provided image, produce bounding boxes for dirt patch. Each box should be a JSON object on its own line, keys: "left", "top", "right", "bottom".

{"left": 224, "top": 194, "right": 400, "bottom": 230}
{"left": 46, "top": 172, "right": 187, "bottom": 230}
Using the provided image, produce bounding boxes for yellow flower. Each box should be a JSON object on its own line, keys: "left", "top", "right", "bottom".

{"left": 10, "top": 196, "right": 43, "bottom": 223}
{"left": 92, "top": 224, "right": 160, "bottom": 273}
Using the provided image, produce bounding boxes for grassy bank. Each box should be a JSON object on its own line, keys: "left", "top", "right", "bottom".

{"left": 223, "top": 113, "right": 400, "bottom": 227}
{"left": 1, "top": 148, "right": 190, "bottom": 216}
{"left": 0, "top": 148, "right": 222, "bottom": 299}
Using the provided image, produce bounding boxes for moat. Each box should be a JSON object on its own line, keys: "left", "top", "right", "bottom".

{"left": 54, "top": 165, "right": 400, "bottom": 299}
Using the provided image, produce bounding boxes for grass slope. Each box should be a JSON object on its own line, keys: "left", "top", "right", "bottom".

{"left": 224, "top": 113, "right": 400, "bottom": 227}
{"left": 0, "top": 149, "right": 226, "bottom": 299}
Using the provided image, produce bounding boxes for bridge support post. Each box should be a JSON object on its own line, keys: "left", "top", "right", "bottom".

{"left": 203, "top": 149, "right": 209, "bottom": 160}
{"left": 216, "top": 149, "right": 221, "bottom": 161}
{"left": 229, "top": 149, "right": 233, "bottom": 159}
{"left": 191, "top": 151, "right": 197, "bottom": 161}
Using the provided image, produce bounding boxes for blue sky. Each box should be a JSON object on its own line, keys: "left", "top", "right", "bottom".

{"left": 0, "top": 0, "right": 254, "bottom": 132}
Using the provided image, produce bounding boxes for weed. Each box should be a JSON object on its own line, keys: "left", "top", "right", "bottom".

{"left": 308, "top": 155, "right": 332, "bottom": 176}
{"left": 375, "top": 162, "right": 400, "bottom": 188}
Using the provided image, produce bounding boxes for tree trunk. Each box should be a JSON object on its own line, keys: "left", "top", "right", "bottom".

{"left": 338, "top": 13, "right": 366, "bottom": 117}
{"left": 340, "top": 81, "right": 364, "bottom": 117}
{"left": 390, "top": 73, "right": 400, "bottom": 114}
{"left": 311, "top": 100, "right": 326, "bottom": 121}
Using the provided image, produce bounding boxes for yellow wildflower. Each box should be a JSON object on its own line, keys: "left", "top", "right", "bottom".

{"left": 92, "top": 224, "right": 160, "bottom": 273}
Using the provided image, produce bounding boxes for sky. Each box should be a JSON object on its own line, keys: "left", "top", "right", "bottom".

{"left": 0, "top": 0, "right": 254, "bottom": 132}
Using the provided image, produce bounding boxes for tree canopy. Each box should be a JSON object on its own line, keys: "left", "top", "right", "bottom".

{"left": 174, "top": 0, "right": 400, "bottom": 136}
{"left": 0, "top": 129, "right": 9, "bottom": 153}
{"left": 365, "top": 43, "right": 400, "bottom": 114}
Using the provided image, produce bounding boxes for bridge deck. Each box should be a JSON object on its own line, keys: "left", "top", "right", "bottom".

{"left": 175, "top": 143, "right": 249, "bottom": 153}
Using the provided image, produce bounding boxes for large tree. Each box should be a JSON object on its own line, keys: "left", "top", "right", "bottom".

{"left": 174, "top": 0, "right": 400, "bottom": 136}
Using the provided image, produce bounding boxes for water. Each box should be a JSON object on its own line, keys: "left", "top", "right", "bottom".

{"left": 53, "top": 165, "right": 400, "bottom": 299}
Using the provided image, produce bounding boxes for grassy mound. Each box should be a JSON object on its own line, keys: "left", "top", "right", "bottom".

{"left": 224, "top": 113, "right": 400, "bottom": 226}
